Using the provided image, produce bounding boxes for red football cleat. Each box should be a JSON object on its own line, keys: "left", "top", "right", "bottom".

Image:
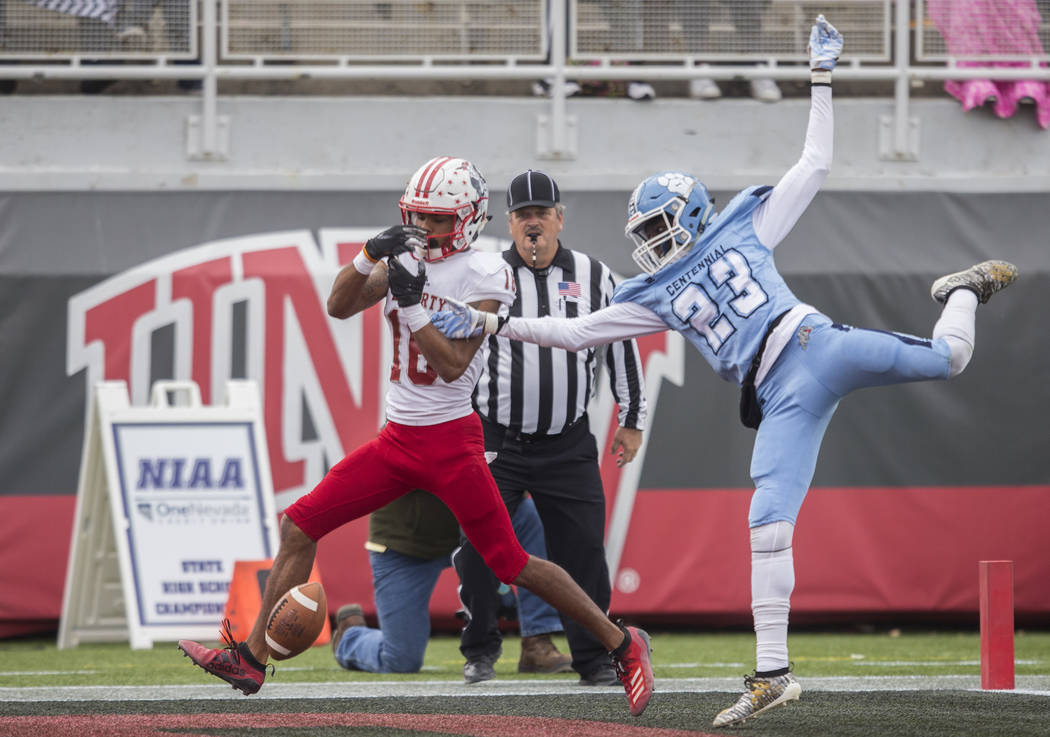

{"left": 611, "top": 625, "right": 655, "bottom": 717}
{"left": 178, "top": 618, "right": 270, "bottom": 695}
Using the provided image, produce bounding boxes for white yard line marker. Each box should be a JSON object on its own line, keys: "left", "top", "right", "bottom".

{"left": 854, "top": 660, "right": 1039, "bottom": 667}
{"left": 0, "top": 670, "right": 99, "bottom": 676}
{"left": 2, "top": 675, "right": 1049, "bottom": 702}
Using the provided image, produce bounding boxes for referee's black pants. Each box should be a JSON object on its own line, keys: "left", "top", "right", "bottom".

{"left": 453, "top": 414, "right": 612, "bottom": 678}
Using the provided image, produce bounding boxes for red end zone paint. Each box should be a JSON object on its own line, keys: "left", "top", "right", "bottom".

{"left": 0, "top": 713, "right": 713, "bottom": 737}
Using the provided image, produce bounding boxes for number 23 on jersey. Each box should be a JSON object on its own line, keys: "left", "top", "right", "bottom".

{"left": 670, "top": 249, "right": 768, "bottom": 353}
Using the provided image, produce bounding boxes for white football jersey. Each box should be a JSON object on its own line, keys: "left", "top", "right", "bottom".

{"left": 384, "top": 249, "right": 515, "bottom": 426}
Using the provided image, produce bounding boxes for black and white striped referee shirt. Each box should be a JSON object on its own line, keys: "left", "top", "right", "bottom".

{"left": 473, "top": 243, "right": 647, "bottom": 436}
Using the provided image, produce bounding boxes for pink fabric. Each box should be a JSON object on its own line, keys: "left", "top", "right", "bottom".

{"left": 928, "top": 0, "right": 1050, "bottom": 129}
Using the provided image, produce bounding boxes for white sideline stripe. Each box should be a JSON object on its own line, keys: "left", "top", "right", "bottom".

{"left": 2, "top": 676, "right": 1049, "bottom": 702}
{"left": 289, "top": 586, "right": 319, "bottom": 612}
{"left": 643, "top": 660, "right": 1046, "bottom": 669}
{"left": 854, "top": 660, "right": 1039, "bottom": 667}
{"left": 665, "top": 662, "right": 747, "bottom": 668}
{"left": 6, "top": 661, "right": 1033, "bottom": 677}
{"left": 0, "top": 670, "right": 98, "bottom": 676}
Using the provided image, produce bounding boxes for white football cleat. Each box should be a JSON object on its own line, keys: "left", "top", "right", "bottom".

{"left": 712, "top": 671, "right": 802, "bottom": 727}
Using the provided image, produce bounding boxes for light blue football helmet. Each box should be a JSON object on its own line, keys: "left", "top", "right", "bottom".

{"left": 625, "top": 172, "right": 715, "bottom": 275}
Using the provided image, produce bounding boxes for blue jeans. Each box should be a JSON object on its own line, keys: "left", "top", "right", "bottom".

{"left": 334, "top": 496, "right": 560, "bottom": 673}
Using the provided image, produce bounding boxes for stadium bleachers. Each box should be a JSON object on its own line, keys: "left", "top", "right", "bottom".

{"left": 1, "top": 1, "right": 1047, "bottom": 74}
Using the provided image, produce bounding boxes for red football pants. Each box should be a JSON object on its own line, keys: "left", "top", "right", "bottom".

{"left": 285, "top": 413, "right": 528, "bottom": 583}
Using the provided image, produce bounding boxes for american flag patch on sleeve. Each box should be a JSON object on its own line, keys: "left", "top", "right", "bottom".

{"left": 557, "top": 281, "right": 582, "bottom": 297}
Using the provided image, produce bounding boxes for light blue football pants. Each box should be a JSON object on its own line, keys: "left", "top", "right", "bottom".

{"left": 748, "top": 313, "right": 951, "bottom": 528}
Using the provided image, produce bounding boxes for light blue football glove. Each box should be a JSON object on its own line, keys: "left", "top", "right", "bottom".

{"left": 431, "top": 297, "right": 501, "bottom": 339}
{"left": 809, "top": 14, "right": 843, "bottom": 72}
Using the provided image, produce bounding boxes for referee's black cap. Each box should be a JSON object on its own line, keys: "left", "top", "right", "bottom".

{"left": 506, "top": 169, "right": 560, "bottom": 212}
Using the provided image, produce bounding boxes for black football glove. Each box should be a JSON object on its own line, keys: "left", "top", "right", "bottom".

{"left": 363, "top": 225, "right": 426, "bottom": 262}
{"left": 386, "top": 254, "right": 426, "bottom": 308}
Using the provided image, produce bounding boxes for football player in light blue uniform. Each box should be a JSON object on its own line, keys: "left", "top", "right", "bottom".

{"left": 428, "top": 15, "right": 1018, "bottom": 727}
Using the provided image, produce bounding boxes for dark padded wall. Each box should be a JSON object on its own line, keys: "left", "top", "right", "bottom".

{"left": 1, "top": 190, "right": 1046, "bottom": 496}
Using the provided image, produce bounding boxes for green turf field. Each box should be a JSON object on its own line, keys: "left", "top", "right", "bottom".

{"left": 2, "top": 629, "right": 1048, "bottom": 685}
{"left": 1, "top": 629, "right": 1047, "bottom": 736}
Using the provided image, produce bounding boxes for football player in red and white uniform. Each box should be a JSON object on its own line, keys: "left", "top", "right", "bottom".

{"left": 178, "top": 156, "right": 655, "bottom": 717}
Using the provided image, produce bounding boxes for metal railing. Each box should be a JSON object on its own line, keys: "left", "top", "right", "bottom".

{"left": 2, "top": 0, "right": 1049, "bottom": 161}
{"left": 2, "top": 0, "right": 197, "bottom": 59}
{"left": 915, "top": 0, "right": 1050, "bottom": 62}
{"left": 570, "top": 0, "right": 892, "bottom": 62}
{"left": 221, "top": 0, "right": 547, "bottom": 61}
{"left": 6, "top": 1, "right": 1049, "bottom": 64}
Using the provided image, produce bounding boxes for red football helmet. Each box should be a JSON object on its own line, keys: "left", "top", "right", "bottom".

{"left": 398, "top": 156, "right": 490, "bottom": 261}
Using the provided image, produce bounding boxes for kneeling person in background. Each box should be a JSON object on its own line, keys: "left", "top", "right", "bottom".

{"left": 332, "top": 490, "right": 572, "bottom": 675}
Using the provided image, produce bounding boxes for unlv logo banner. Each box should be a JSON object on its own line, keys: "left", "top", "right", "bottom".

{"left": 66, "top": 230, "right": 686, "bottom": 593}
{"left": 67, "top": 230, "right": 387, "bottom": 511}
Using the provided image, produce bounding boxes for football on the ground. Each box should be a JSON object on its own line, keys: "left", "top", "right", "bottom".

{"left": 264, "top": 581, "right": 327, "bottom": 660}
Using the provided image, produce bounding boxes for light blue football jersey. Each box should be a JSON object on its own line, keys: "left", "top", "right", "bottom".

{"left": 613, "top": 185, "right": 802, "bottom": 385}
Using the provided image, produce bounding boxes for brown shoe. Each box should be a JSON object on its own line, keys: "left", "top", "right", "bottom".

{"left": 518, "top": 633, "right": 574, "bottom": 674}
{"left": 331, "top": 603, "right": 366, "bottom": 655}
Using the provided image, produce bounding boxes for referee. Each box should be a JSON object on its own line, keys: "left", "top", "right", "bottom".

{"left": 454, "top": 169, "right": 648, "bottom": 685}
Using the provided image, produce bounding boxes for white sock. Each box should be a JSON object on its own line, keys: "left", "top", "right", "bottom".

{"left": 932, "top": 289, "right": 978, "bottom": 377}
{"left": 751, "top": 521, "right": 795, "bottom": 673}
